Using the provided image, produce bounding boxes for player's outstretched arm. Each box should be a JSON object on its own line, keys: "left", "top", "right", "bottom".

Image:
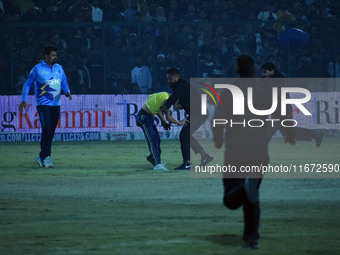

{"left": 164, "top": 110, "right": 188, "bottom": 127}
{"left": 157, "top": 111, "right": 170, "bottom": 130}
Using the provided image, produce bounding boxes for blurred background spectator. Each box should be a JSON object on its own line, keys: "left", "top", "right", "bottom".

{"left": 0, "top": 0, "right": 339, "bottom": 94}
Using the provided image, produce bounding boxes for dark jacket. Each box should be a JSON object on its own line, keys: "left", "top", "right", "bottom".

{"left": 164, "top": 77, "right": 200, "bottom": 116}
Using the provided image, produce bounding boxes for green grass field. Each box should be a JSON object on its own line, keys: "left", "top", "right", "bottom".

{"left": 0, "top": 138, "right": 340, "bottom": 255}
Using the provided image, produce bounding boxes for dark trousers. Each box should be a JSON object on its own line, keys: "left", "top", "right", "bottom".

{"left": 180, "top": 115, "right": 207, "bottom": 161}
{"left": 294, "top": 127, "right": 318, "bottom": 141}
{"left": 223, "top": 177, "right": 262, "bottom": 241}
{"left": 136, "top": 109, "right": 161, "bottom": 165}
{"left": 36, "top": 105, "right": 60, "bottom": 160}
{"left": 269, "top": 125, "right": 318, "bottom": 141}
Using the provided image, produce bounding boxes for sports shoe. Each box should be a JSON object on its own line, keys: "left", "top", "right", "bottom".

{"left": 201, "top": 154, "right": 214, "bottom": 166}
{"left": 146, "top": 155, "right": 154, "bottom": 165}
{"left": 244, "top": 177, "right": 259, "bottom": 204}
{"left": 174, "top": 162, "right": 191, "bottom": 170}
{"left": 36, "top": 156, "right": 44, "bottom": 167}
{"left": 153, "top": 163, "right": 168, "bottom": 171}
{"left": 243, "top": 239, "right": 258, "bottom": 249}
{"left": 315, "top": 132, "right": 324, "bottom": 147}
{"left": 43, "top": 156, "right": 54, "bottom": 168}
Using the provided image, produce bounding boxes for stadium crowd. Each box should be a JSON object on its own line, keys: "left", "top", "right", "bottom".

{"left": 0, "top": 0, "right": 339, "bottom": 94}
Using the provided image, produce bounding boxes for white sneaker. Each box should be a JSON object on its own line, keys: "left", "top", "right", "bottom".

{"left": 43, "top": 156, "right": 54, "bottom": 168}
{"left": 153, "top": 163, "right": 168, "bottom": 171}
{"left": 36, "top": 156, "right": 44, "bottom": 167}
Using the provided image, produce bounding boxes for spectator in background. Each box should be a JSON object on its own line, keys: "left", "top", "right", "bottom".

{"left": 184, "top": 3, "right": 198, "bottom": 22}
{"left": 106, "top": 68, "right": 127, "bottom": 94}
{"left": 83, "top": 26, "right": 100, "bottom": 50}
{"left": 0, "top": 0, "right": 4, "bottom": 18}
{"left": 116, "top": 72, "right": 131, "bottom": 93}
{"left": 1, "top": 0, "right": 339, "bottom": 96}
{"left": 67, "top": 28, "right": 87, "bottom": 57}
{"left": 123, "top": 0, "right": 138, "bottom": 22}
{"left": 328, "top": 53, "right": 340, "bottom": 78}
{"left": 107, "top": 37, "right": 127, "bottom": 72}
{"left": 175, "top": 24, "right": 195, "bottom": 48}
{"left": 113, "top": 78, "right": 129, "bottom": 94}
{"left": 140, "top": 3, "right": 152, "bottom": 22}
{"left": 15, "top": 0, "right": 35, "bottom": 15}
{"left": 166, "top": 52, "right": 179, "bottom": 70}
{"left": 131, "top": 56, "right": 152, "bottom": 93}
{"left": 153, "top": 53, "right": 171, "bottom": 92}
{"left": 225, "top": 1, "right": 241, "bottom": 21}
{"left": 167, "top": 0, "right": 180, "bottom": 16}
{"left": 89, "top": 47, "right": 104, "bottom": 93}
{"left": 70, "top": 0, "right": 92, "bottom": 22}
{"left": 2, "top": 0, "right": 21, "bottom": 22}
{"left": 50, "top": 34, "right": 67, "bottom": 52}
{"left": 91, "top": 0, "right": 102, "bottom": 22}
{"left": 246, "top": 28, "right": 264, "bottom": 57}
{"left": 154, "top": 24, "right": 175, "bottom": 54}
{"left": 274, "top": 3, "right": 294, "bottom": 33}
{"left": 200, "top": 50, "right": 215, "bottom": 78}
{"left": 134, "top": 31, "right": 153, "bottom": 59}
{"left": 147, "top": 3, "right": 158, "bottom": 21}
{"left": 14, "top": 62, "right": 28, "bottom": 94}
{"left": 101, "top": 0, "right": 118, "bottom": 22}
{"left": 257, "top": 3, "right": 277, "bottom": 27}
{"left": 55, "top": 0, "right": 73, "bottom": 22}
{"left": 328, "top": 54, "right": 340, "bottom": 90}
{"left": 118, "top": 0, "right": 129, "bottom": 11}
{"left": 77, "top": 54, "right": 92, "bottom": 94}
{"left": 64, "top": 55, "right": 79, "bottom": 94}
{"left": 211, "top": 54, "right": 227, "bottom": 78}
{"left": 25, "top": 5, "right": 45, "bottom": 22}
{"left": 167, "top": 10, "right": 175, "bottom": 22}
{"left": 155, "top": 6, "right": 166, "bottom": 22}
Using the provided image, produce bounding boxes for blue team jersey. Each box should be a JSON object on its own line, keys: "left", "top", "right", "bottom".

{"left": 22, "top": 60, "right": 71, "bottom": 106}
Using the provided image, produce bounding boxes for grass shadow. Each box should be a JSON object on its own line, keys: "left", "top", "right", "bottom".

{"left": 205, "top": 234, "right": 242, "bottom": 247}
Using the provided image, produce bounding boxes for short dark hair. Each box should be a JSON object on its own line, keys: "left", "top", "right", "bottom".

{"left": 261, "top": 62, "right": 275, "bottom": 71}
{"left": 237, "top": 54, "right": 255, "bottom": 77}
{"left": 43, "top": 46, "right": 58, "bottom": 56}
{"left": 166, "top": 67, "right": 180, "bottom": 76}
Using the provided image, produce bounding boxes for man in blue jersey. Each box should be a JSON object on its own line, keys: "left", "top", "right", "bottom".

{"left": 19, "top": 46, "right": 72, "bottom": 168}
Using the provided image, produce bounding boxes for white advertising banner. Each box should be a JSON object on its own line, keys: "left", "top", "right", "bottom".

{"left": 0, "top": 95, "right": 185, "bottom": 142}
{"left": 1, "top": 92, "right": 339, "bottom": 142}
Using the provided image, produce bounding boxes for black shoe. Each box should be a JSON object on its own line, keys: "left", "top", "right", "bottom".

{"left": 201, "top": 154, "right": 214, "bottom": 166}
{"left": 174, "top": 162, "right": 191, "bottom": 170}
{"left": 243, "top": 239, "right": 258, "bottom": 249}
{"left": 146, "top": 155, "right": 153, "bottom": 165}
{"left": 315, "top": 132, "right": 324, "bottom": 147}
{"left": 244, "top": 178, "right": 259, "bottom": 204}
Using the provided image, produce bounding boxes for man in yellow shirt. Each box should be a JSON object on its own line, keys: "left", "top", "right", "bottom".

{"left": 136, "top": 92, "right": 188, "bottom": 170}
